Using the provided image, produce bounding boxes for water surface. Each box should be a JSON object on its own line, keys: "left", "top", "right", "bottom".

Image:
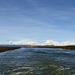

{"left": 0, "top": 48, "right": 75, "bottom": 75}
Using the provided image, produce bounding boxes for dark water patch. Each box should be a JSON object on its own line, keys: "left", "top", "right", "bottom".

{"left": 33, "top": 51, "right": 48, "bottom": 54}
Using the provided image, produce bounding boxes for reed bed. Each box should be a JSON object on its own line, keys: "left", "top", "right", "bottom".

{"left": 0, "top": 47, "right": 21, "bottom": 52}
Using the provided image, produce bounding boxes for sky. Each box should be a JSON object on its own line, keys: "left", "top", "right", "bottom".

{"left": 0, "top": 0, "right": 75, "bottom": 45}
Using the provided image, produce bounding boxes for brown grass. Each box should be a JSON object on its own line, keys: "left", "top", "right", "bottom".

{"left": 0, "top": 47, "right": 21, "bottom": 52}
{"left": 28, "top": 45, "right": 75, "bottom": 50}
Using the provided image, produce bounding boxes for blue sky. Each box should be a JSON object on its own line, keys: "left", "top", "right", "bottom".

{"left": 0, "top": 0, "right": 75, "bottom": 45}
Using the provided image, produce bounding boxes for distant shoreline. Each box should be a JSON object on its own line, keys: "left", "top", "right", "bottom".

{"left": 0, "top": 45, "right": 75, "bottom": 53}
{"left": 25, "top": 45, "right": 75, "bottom": 50}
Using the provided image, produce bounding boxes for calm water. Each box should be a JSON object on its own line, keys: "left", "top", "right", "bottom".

{"left": 0, "top": 48, "right": 75, "bottom": 75}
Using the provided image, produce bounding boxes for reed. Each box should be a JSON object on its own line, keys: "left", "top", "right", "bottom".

{"left": 27, "top": 45, "right": 75, "bottom": 50}
{"left": 0, "top": 47, "right": 21, "bottom": 52}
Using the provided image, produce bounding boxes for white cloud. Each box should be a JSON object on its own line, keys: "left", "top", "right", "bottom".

{"left": 26, "top": 41, "right": 37, "bottom": 45}
{"left": 42, "top": 40, "right": 75, "bottom": 46}
{"left": 0, "top": 42, "right": 2, "bottom": 44}
{"left": 10, "top": 39, "right": 75, "bottom": 46}
{"left": 62, "top": 41, "right": 70, "bottom": 45}
{"left": 12, "top": 40, "right": 38, "bottom": 45}
{"left": 42, "top": 40, "right": 62, "bottom": 46}
{"left": 0, "top": 43, "right": 2, "bottom": 44}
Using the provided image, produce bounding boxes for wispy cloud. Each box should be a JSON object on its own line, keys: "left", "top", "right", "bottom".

{"left": 25, "top": 0, "right": 39, "bottom": 7}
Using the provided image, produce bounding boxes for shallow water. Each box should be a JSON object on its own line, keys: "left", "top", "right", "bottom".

{"left": 0, "top": 48, "right": 75, "bottom": 75}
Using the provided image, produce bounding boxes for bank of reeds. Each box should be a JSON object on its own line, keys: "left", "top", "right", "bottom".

{"left": 29, "top": 45, "right": 75, "bottom": 50}
{"left": 0, "top": 47, "right": 21, "bottom": 52}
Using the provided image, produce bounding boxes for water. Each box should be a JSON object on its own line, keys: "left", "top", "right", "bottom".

{"left": 0, "top": 48, "right": 75, "bottom": 75}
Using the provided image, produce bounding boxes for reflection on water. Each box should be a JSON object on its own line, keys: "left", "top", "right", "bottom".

{"left": 0, "top": 48, "right": 75, "bottom": 75}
